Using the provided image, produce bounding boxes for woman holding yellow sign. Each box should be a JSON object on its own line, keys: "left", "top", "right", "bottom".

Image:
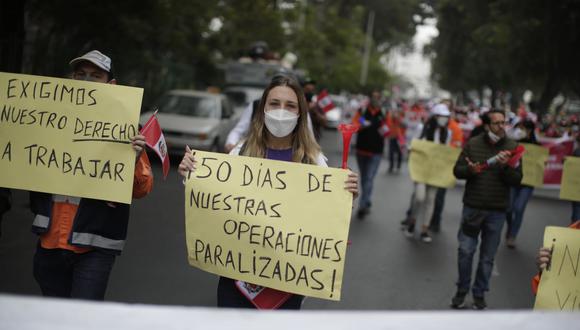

{"left": 178, "top": 74, "right": 359, "bottom": 309}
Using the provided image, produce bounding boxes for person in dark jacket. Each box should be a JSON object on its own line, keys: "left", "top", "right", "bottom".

{"left": 352, "top": 90, "right": 386, "bottom": 219}
{"left": 30, "top": 50, "right": 154, "bottom": 301}
{"left": 505, "top": 119, "right": 539, "bottom": 248}
{"left": 450, "top": 109, "right": 522, "bottom": 310}
{"left": 404, "top": 104, "right": 452, "bottom": 242}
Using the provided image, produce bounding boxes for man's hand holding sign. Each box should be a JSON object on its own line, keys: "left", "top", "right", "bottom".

{"left": 534, "top": 225, "right": 580, "bottom": 311}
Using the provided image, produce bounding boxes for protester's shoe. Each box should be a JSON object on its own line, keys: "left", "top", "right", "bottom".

{"left": 505, "top": 237, "right": 516, "bottom": 249}
{"left": 420, "top": 232, "right": 432, "bottom": 243}
{"left": 450, "top": 289, "right": 468, "bottom": 309}
{"left": 404, "top": 223, "right": 415, "bottom": 238}
{"left": 357, "top": 207, "right": 369, "bottom": 220}
{"left": 472, "top": 295, "right": 487, "bottom": 310}
{"left": 428, "top": 224, "right": 440, "bottom": 233}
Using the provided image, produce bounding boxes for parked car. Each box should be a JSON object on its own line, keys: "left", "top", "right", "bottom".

{"left": 140, "top": 90, "right": 239, "bottom": 154}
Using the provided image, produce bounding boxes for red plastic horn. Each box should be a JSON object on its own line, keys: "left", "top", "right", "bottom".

{"left": 338, "top": 123, "right": 360, "bottom": 169}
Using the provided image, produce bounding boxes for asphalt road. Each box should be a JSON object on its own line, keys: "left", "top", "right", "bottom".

{"left": 0, "top": 129, "right": 572, "bottom": 310}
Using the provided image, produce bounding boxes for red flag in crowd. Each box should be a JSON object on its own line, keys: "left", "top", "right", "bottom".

{"left": 317, "top": 89, "right": 335, "bottom": 113}
{"left": 140, "top": 110, "right": 170, "bottom": 179}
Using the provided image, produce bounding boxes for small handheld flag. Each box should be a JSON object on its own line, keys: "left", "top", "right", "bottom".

{"left": 317, "top": 89, "right": 335, "bottom": 113}
{"left": 140, "top": 110, "right": 170, "bottom": 179}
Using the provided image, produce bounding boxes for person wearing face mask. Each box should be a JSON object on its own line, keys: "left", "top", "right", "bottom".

{"left": 505, "top": 119, "right": 539, "bottom": 249}
{"left": 351, "top": 90, "right": 386, "bottom": 219}
{"left": 450, "top": 109, "right": 522, "bottom": 310}
{"left": 403, "top": 104, "right": 452, "bottom": 243}
{"left": 29, "top": 50, "right": 153, "bottom": 300}
{"left": 178, "top": 74, "right": 359, "bottom": 309}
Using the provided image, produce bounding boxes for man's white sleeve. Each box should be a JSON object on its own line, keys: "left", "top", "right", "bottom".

{"left": 225, "top": 103, "right": 253, "bottom": 146}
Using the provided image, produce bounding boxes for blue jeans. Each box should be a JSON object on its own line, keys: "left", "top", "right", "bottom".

{"left": 33, "top": 244, "right": 116, "bottom": 300}
{"left": 572, "top": 202, "right": 580, "bottom": 224}
{"left": 356, "top": 153, "right": 382, "bottom": 209}
{"left": 507, "top": 186, "right": 534, "bottom": 238}
{"left": 456, "top": 205, "right": 505, "bottom": 297}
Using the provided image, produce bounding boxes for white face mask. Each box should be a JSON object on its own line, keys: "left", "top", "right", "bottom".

{"left": 510, "top": 128, "right": 527, "bottom": 140}
{"left": 488, "top": 130, "right": 501, "bottom": 143}
{"left": 437, "top": 116, "right": 449, "bottom": 127}
{"left": 264, "top": 108, "right": 299, "bottom": 137}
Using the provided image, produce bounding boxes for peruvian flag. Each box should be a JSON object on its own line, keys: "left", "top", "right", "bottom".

{"left": 317, "top": 89, "right": 335, "bottom": 113}
{"left": 140, "top": 110, "right": 170, "bottom": 179}
{"left": 235, "top": 280, "right": 291, "bottom": 309}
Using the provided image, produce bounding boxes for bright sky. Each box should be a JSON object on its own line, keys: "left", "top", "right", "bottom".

{"left": 385, "top": 18, "right": 444, "bottom": 99}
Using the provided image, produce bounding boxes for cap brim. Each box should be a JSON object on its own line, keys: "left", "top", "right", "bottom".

{"left": 69, "top": 57, "right": 110, "bottom": 72}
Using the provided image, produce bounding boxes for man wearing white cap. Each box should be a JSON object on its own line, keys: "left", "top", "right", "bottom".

{"left": 29, "top": 50, "right": 154, "bottom": 300}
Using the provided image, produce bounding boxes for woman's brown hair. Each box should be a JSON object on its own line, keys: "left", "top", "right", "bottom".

{"left": 241, "top": 74, "right": 321, "bottom": 164}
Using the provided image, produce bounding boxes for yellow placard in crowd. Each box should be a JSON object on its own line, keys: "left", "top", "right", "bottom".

{"left": 534, "top": 226, "right": 580, "bottom": 310}
{"left": 560, "top": 157, "right": 580, "bottom": 202}
{"left": 184, "top": 150, "right": 353, "bottom": 301}
{"left": 521, "top": 143, "right": 549, "bottom": 187}
{"left": 0, "top": 72, "right": 143, "bottom": 204}
{"left": 408, "top": 139, "right": 461, "bottom": 188}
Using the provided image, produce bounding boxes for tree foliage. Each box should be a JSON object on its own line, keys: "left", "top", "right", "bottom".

{"left": 429, "top": 0, "right": 580, "bottom": 112}
{"left": 5, "top": 0, "right": 428, "bottom": 105}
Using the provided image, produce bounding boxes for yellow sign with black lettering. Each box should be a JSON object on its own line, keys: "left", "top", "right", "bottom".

{"left": 184, "top": 150, "right": 353, "bottom": 301}
{"left": 0, "top": 72, "right": 143, "bottom": 204}
{"left": 560, "top": 157, "right": 580, "bottom": 202}
{"left": 521, "top": 143, "right": 549, "bottom": 187}
{"left": 408, "top": 139, "right": 461, "bottom": 188}
{"left": 534, "top": 226, "right": 580, "bottom": 310}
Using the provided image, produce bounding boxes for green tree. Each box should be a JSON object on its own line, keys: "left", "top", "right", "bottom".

{"left": 11, "top": 0, "right": 429, "bottom": 102}
{"left": 289, "top": 2, "right": 394, "bottom": 93}
{"left": 429, "top": 0, "right": 580, "bottom": 113}
{"left": 209, "top": 0, "right": 286, "bottom": 60}
{"left": 23, "top": 0, "right": 218, "bottom": 106}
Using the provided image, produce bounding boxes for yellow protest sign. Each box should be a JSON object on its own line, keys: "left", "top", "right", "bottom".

{"left": 0, "top": 72, "right": 143, "bottom": 204}
{"left": 184, "top": 150, "right": 352, "bottom": 301}
{"left": 560, "top": 157, "right": 580, "bottom": 202}
{"left": 408, "top": 139, "right": 461, "bottom": 188}
{"left": 534, "top": 226, "right": 580, "bottom": 310}
{"left": 521, "top": 143, "right": 549, "bottom": 187}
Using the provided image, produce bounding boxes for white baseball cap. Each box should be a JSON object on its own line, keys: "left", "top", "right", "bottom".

{"left": 69, "top": 50, "right": 111, "bottom": 72}
{"left": 431, "top": 103, "right": 451, "bottom": 116}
